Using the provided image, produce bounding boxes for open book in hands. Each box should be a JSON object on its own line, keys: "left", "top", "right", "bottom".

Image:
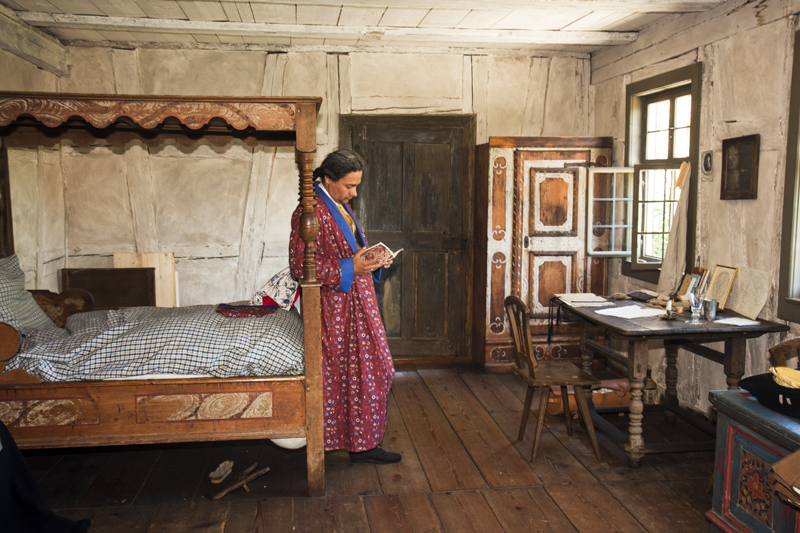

{"left": 362, "top": 243, "right": 403, "bottom": 263}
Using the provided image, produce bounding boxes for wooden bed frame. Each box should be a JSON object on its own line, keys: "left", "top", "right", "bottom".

{"left": 0, "top": 92, "right": 326, "bottom": 496}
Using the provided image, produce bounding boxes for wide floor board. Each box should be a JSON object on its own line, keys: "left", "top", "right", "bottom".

{"left": 22, "top": 365, "right": 715, "bottom": 532}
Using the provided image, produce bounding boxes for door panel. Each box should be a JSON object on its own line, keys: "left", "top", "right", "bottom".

{"left": 341, "top": 116, "right": 474, "bottom": 359}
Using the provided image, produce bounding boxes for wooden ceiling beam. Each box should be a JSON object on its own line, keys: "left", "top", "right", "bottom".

{"left": 18, "top": 12, "right": 638, "bottom": 46}
{"left": 224, "top": 0, "right": 724, "bottom": 14}
{"left": 0, "top": 5, "right": 69, "bottom": 76}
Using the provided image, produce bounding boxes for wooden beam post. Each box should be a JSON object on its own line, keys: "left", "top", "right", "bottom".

{"left": 0, "top": 139, "right": 13, "bottom": 258}
{"left": 295, "top": 102, "right": 324, "bottom": 496}
{"left": 0, "top": 5, "right": 68, "bottom": 77}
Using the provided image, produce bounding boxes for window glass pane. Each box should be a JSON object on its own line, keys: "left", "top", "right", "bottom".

{"left": 638, "top": 231, "right": 665, "bottom": 261}
{"left": 637, "top": 168, "right": 680, "bottom": 263}
{"left": 640, "top": 169, "right": 669, "bottom": 202}
{"left": 616, "top": 173, "right": 631, "bottom": 196}
{"left": 613, "top": 225, "right": 630, "bottom": 252}
{"left": 645, "top": 131, "right": 670, "bottom": 160}
{"left": 673, "top": 127, "right": 690, "bottom": 158}
{"left": 647, "top": 100, "right": 670, "bottom": 131}
{"left": 588, "top": 168, "right": 633, "bottom": 257}
{"left": 645, "top": 100, "right": 670, "bottom": 161}
{"left": 674, "top": 95, "right": 691, "bottom": 128}
{"left": 640, "top": 202, "right": 666, "bottom": 235}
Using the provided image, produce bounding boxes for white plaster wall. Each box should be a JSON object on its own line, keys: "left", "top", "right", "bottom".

{"left": 8, "top": 149, "right": 39, "bottom": 286}
{"left": 5, "top": 45, "right": 589, "bottom": 306}
{"left": 150, "top": 143, "right": 251, "bottom": 250}
{"left": 592, "top": 15, "right": 797, "bottom": 414}
{"left": 0, "top": 48, "right": 57, "bottom": 93}
{"left": 138, "top": 49, "right": 268, "bottom": 96}
{"left": 39, "top": 148, "right": 66, "bottom": 290}
{"left": 7, "top": 146, "right": 65, "bottom": 291}
{"left": 63, "top": 145, "right": 136, "bottom": 253}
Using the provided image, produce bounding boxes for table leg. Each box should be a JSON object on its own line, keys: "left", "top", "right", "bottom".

{"left": 579, "top": 321, "right": 597, "bottom": 407}
{"left": 624, "top": 339, "right": 647, "bottom": 467}
{"left": 724, "top": 337, "right": 746, "bottom": 390}
{"left": 664, "top": 342, "right": 679, "bottom": 424}
{"left": 580, "top": 322, "right": 597, "bottom": 376}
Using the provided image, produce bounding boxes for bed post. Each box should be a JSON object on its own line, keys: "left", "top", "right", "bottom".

{"left": 0, "top": 139, "right": 13, "bottom": 258}
{"left": 295, "top": 101, "right": 324, "bottom": 497}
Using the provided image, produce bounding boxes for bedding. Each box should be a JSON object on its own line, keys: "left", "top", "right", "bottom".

{"left": 4, "top": 304, "right": 304, "bottom": 382}
{"left": 0, "top": 255, "right": 67, "bottom": 350}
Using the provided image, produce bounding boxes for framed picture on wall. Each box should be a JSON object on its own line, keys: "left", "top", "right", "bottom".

{"left": 720, "top": 134, "right": 760, "bottom": 200}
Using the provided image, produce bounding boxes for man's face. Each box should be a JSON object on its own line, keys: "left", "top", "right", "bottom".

{"left": 323, "top": 171, "right": 362, "bottom": 204}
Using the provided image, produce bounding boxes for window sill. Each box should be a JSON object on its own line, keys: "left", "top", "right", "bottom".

{"left": 778, "top": 297, "right": 800, "bottom": 324}
{"left": 621, "top": 261, "right": 661, "bottom": 285}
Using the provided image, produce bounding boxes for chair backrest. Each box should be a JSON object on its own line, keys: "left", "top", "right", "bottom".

{"left": 770, "top": 338, "right": 800, "bottom": 367}
{"left": 504, "top": 295, "right": 537, "bottom": 374}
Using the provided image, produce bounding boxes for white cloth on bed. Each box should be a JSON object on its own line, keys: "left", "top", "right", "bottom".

{"left": 5, "top": 304, "right": 304, "bottom": 382}
{"left": 250, "top": 267, "right": 299, "bottom": 310}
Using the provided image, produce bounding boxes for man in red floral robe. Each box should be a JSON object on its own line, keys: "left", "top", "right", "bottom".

{"left": 289, "top": 149, "right": 400, "bottom": 464}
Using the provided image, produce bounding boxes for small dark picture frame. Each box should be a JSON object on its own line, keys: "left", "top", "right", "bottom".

{"left": 721, "top": 134, "right": 760, "bottom": 200}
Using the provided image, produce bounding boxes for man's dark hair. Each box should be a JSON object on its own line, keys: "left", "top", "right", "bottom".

{"left": 313, "top": 149, "right": 365, "bottom": 182}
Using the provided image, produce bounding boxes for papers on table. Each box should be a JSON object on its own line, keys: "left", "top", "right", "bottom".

{"left": 713, "top": 317, "right": 761, "bottom": 326}
{"left": 594, "top": 306, "right": 666, "bottom": 319}
{"left": 556, "top": 293, "right": 615, "bottom": 307}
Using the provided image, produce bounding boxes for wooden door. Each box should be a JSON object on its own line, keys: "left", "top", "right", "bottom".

{"left": 340, "top": 116, "right": 474, "bottom": 361}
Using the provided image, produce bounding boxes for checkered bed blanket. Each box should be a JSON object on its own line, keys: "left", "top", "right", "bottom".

{"left": 6, "top": 304, "right": 305, "bottom": 382}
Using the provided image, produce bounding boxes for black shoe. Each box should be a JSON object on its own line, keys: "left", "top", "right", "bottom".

{"left": 349, "top": 445, "right": 402, "bottom": 464}
{"left": 69, "top": 519, "right": 92, "bottom": 533}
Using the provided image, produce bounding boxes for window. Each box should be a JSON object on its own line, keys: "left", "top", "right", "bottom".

{"left": 586, "top": 167, "right": 633, "bottom": 257}
{"left": 778, "top": 31, "right": 800, "bottom": 323}
{"left": 623, "top": 63, "right": 702, "bottom": 282}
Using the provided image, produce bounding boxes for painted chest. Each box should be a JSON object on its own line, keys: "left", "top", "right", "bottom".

{"left": 708, "top": 390, "right": 800, "bottom": 533}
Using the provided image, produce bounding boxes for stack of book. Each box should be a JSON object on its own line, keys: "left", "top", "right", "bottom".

{"left": 678, "top": 266, "right": 710, "bottom": 301}
{"left": 556, "top": 293, "right": 615, "bottom": 308}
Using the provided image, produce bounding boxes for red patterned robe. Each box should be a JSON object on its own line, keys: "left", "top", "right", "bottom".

{"left": 289, "top": 182, "right": 395, "bottom": 452}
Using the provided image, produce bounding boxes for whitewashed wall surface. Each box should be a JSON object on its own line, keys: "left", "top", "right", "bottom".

{"left": 3, "top": 45, "right": 589, "bottom": 306}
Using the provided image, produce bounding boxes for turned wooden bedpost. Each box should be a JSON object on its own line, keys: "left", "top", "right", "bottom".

{"left": 295, "top": 101, "right": 324, "bottom": 497}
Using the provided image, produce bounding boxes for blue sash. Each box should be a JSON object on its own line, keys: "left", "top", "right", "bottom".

{"left": 315, "top": 182, "right": 366, "bottom": 253}
{"left": 315, "top": 182, "right": 380, "bottom": 291}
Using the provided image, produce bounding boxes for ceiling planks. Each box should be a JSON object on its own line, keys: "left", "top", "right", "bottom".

{"left": 0, "top": 0, "right": 728, "bottom": 55}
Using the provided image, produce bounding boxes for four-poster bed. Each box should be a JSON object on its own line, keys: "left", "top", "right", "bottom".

{"left": 0, "top": 92, "right": 326, "bottom": 496}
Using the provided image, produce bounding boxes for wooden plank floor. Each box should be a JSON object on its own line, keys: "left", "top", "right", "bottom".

{"left": 23, "top": 365, "right": 715, "bottom": 532}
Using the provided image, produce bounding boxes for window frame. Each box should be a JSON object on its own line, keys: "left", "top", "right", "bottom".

{"left": 622, "top": 63, "right": 702, "bottom": 283}
{"left": 778, "top": 31, "right": 800, "bottom": 323}
{"left": 586, "top": 167, "right": 633, "bottom": 258}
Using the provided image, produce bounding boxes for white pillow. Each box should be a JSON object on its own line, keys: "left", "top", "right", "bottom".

{"left": 250, "top": 267, "right": 299, "bottom": 310}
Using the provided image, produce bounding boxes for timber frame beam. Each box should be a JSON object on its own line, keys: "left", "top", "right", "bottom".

{"left": 18, "top": 12, "right": 638, "bottom": 47}
{"left": 0, "top": 5, "right": 68, "bottom": 77}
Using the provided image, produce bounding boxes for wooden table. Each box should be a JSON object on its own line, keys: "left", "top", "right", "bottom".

{"left": 560, "top": 300, "right": 789, "bottom": 467}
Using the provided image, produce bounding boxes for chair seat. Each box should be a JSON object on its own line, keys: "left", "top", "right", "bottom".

{"left": 513, "top": 361, "right": 599, "bottom": 389}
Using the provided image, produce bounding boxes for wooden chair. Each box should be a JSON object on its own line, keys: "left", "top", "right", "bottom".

{"left": 504, "top": 295, "right": 603, "bottom": 463}
{"left": 770, "top": 338, "right": 800, "bottom": 367}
